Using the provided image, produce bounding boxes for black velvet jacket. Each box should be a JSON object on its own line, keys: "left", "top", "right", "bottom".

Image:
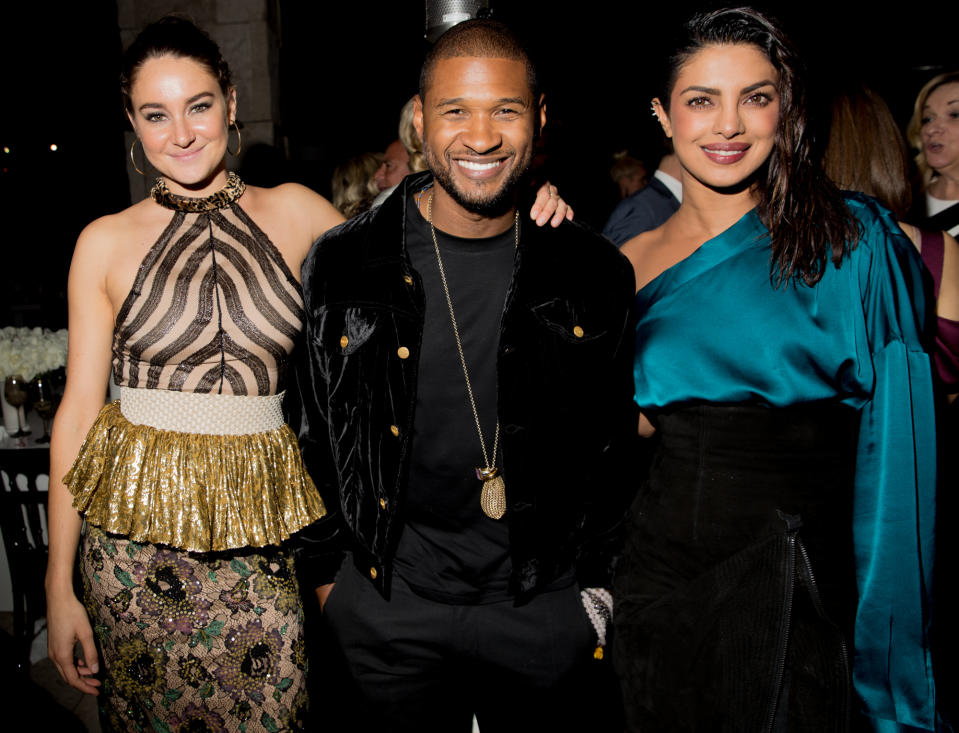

{"left": 293, "top": 172, "right": 639, "bottom": 601}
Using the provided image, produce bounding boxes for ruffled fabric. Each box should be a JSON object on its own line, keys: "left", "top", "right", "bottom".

{"left": 65, "top": 401, "right": 325, "bottom": 552}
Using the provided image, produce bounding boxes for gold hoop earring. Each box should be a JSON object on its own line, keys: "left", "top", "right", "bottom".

{"left": 227, "top": 121, "right": 242, "bottom": 157}
{"left": 130, "top": 137, "right": 145, "bottom": 176}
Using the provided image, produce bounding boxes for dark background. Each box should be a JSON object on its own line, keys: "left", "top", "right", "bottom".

{"left": 1, "top": 1, "right": 955, "bottom": 328}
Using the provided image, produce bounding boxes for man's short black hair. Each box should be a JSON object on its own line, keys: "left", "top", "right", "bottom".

{"left": 418, "top": 19, "right": 538, "bottom": 99}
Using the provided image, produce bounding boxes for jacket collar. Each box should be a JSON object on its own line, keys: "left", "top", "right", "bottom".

{"left": 359, "top": 170, "right": 435, "bottom": 268}
{"left": 364, "top": 170, "right": 535, "bottom": 265}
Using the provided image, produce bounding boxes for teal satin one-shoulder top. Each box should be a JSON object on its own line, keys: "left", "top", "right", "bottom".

{"left": 633, "top": 194, "right": 937, "bottom": 731}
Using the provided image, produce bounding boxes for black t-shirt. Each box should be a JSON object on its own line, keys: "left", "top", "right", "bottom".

{"left": 393, "top": 190, "right": 516, "bottom": 604}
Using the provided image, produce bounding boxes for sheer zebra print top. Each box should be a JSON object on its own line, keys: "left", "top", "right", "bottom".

{"left": 112, "top": 175, "right": 303, "bottom": 396}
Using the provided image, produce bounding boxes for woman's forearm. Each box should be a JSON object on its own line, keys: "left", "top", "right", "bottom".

{"left": 45, "top": 404, "right": 96, "bottom": 596}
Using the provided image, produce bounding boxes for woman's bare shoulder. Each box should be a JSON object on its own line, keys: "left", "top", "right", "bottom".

{"left": 245, "top": 183, "right": 344, "bottom": 239}
{"left": 897, "top": 221, "right": 921, "bottom": 250}
{"left": 621, "top": 227, "right": 664, "bottom": 263}
{"left": 246, "top": 182, "right": 332, "bottom": 213}
{"left": 75, "top": 198, "right": 163, "bottom": 259}
{"left": 621, "top": 226, "right": 674, "bottom": 291}
{"left": 247, "top": 181, "right": 313, "bottom": 202}
{"left": 935, "top": 231, "right": 959, "bottom": 323}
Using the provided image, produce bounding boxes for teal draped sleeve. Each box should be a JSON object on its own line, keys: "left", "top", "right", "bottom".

{"left": 849, "top": 202, "right": 937, "bottom": 731}
{"left": 632, "top": 194, "right": 936, "bottom": 729}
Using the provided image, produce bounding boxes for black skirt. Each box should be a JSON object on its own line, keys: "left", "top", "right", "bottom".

{"left": 613, "top": 403, "right": 861, "bottom": 733}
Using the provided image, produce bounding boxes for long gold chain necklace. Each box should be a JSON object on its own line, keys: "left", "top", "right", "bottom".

{"left": 427, "top": 192, "right": 517, "bottom": 520}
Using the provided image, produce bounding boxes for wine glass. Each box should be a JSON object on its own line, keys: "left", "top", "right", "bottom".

{"left": 32, "top": 373, "right": 59, "bottom": 443}
{"left": 4, "top": 375, "right": 30, "bottom": 438}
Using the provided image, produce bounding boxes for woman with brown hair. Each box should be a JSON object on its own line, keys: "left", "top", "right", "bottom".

{"left": 826, "top": 85, "right": 959, "bottom": 395}
{"left": 615, "top": 7, "right": 937, "bottom": 731}
{"left": 45, "top": 17, "right": 339, "bottom": 730}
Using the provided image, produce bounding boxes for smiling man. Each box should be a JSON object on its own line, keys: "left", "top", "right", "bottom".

{"left": 296, "top": 19, "right": 637, "bottom": 731}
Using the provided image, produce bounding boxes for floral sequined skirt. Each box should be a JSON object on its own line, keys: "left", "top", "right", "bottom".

{"left": 81, "top": 525, "right": 308, "bottom": 732}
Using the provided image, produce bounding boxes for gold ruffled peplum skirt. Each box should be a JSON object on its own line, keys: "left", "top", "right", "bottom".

{"left": 65, "top": 401, "right": 325, "bottom": 552}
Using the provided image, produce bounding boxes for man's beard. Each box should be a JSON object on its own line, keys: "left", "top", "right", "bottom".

{"left": 424, "top": 145, "right": 531, "bottom": 219}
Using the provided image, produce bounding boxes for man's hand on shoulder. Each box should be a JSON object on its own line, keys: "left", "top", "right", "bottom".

{"left": 530, "top": 182, "right": 574, "bottom": 228}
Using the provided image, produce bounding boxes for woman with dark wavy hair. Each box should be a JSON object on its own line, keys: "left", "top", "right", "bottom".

{"left": 616, "top": 7, "right": 937, "bottom": 731}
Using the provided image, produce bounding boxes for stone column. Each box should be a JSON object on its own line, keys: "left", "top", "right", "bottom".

{"left": 118, "top": 0, "right": 279, "bottom": 202}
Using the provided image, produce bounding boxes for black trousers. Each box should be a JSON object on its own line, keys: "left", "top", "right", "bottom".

{"left": 323, "top": 561, "right": 623, "bottom": 732}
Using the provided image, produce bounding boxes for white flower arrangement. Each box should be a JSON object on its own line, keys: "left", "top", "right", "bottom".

{"left": 0, "top": 326, "right": 69, "bottom": 381}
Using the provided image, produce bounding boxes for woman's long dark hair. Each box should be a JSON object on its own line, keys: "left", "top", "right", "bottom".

{"left": 662, "top": 7, "right": 859, "bottom": 286}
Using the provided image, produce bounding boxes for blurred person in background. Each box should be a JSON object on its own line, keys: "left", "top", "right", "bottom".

{"left": 603, "top": 150, "right": 681, "bottom": 246}
{"left": 908, "top": 71, "right": 959, "bottom": 236}
{"left": 825, "top": 84, "right": 959, "bottom": 397}
{"left": 333, "top": 151, "right": 382, "bottom": 218}
{"left": 609, "top": 152, "right": 649, "bottom": 200}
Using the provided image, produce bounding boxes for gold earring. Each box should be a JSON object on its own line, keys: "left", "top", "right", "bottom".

{"left": 227, "top": 121, "right": 242, "bottom": 157}
{"left": 130, "top": 137, "right": 145, "bottom": 176}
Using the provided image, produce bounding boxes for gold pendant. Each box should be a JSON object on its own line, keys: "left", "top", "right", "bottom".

{"left": 477, "top": 467, "right": 507, "bottom": 519}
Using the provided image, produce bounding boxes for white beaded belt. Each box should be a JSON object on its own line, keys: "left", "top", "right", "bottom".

{"left": 119, "top": 387, "right": 285, "bottom": 436}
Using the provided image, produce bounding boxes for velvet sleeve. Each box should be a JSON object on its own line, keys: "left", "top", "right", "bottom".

{"left": 573, "top": 266, "right": 641, "bottom": 589}
{"left": 288, "top": 241, "right": 349, "bottom": 589}
{"left": 851, "top": 204, "right": 937, "bottom": 730}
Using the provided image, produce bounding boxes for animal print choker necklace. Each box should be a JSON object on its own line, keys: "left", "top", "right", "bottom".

{"left": 151, "top": 172, "right": 246, "bottom": 212}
